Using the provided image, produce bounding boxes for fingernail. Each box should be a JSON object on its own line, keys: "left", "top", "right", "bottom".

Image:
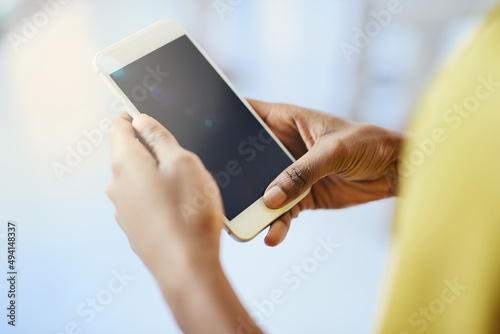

{"left": 132, "top": 114, "right": 155, "bottom": 134}
{"left": 263, "top": 186, "right": 288, "bottom": 208}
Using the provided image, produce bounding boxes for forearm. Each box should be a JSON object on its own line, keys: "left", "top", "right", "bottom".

{"left": 152, "top": 253, "right": 263, "bottom": 334}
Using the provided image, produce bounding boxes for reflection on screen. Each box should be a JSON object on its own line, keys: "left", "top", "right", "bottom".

{"left": 111, "top": 35, "right": 292, "bottom": 220}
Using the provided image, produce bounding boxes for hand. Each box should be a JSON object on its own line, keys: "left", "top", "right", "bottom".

{"left": 106, "top": 112, "right": 262, "bottom": 334}
{"left": 248, "top": 100, "right": 403, "bottom": 246}
{"left": 107, "top": 112, "right": 223, "bottom": 275}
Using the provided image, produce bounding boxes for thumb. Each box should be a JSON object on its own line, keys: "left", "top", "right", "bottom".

{"left": 263, "top": 142, "right": 331, "bottom": 209}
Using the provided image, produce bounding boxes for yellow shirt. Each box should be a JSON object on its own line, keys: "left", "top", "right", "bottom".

{"left": 378, "top": 5, "right": 500, "bottom": 334}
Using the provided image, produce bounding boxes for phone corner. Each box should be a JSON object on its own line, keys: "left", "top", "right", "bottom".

{"left": 92, "top": 51, "right": 103, "bottom": 74}
{"left": 223, "top": 225, "right": 254, "bottom": 243}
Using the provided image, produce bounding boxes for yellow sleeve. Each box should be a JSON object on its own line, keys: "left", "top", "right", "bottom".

{"left": 377, "top": 6, "right": 500, "bottom": 334}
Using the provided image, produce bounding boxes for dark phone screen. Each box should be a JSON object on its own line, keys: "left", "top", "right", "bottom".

{"left": 111, "top": 35, "right": 292, "bottom": 220}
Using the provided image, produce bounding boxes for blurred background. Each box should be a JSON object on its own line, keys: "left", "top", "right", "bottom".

{"left": 0, "top": 0, "right": 498, "bottom": 333}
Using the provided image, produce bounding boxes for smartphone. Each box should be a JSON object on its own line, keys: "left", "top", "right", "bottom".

{"left": 94, "top": 19, "right": 310, "bottom": 241}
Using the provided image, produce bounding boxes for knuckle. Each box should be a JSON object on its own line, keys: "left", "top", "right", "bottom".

{"left": 110, "top": 156, "right": 124, "bottom": 175}
{"left": 357, "top": 123, "right": 387, "bottom": 143}
{"left": 361, "top": 122, "right": 382, "bottom": 133}
{"left": 279, "top": 103, "right": 296, "bottom": 119}
{"left": 328, "top": 138, "right": 352, "bottom": 175}
{"left": 331, "top": 136, "right": 348, "bottom": 152}
{"left": 110, "top": 159, "right": 120, "bottom": 175}
{"left": 106, "top": 181, "right": 115, "bottom": 200}
{"left": 143, "top": 125, "right": 171, "bottom": 147}
{"left": 160, "top": 151, "right": 201, "bottom": 177}
{"left": 175, "top": 151, "right": 201, "bottom": 166}
{"left": 109, "top": 118, "right": 119, "bottom": 134}
{"left": 109, "top": 114, "right": 128, "bottom": 135}
{"left": 285, "top": 164, "right": 312, "bottom": 188}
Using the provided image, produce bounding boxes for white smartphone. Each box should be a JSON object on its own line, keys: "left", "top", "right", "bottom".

{"left": 94, "top": 19, "right": 310, "bottom": 241}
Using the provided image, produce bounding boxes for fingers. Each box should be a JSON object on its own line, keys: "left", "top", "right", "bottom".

{"left": 264, "top": 218, "right": 290, "bottom": 247}
{"left": 132, "top": 113, "right": 182, "bottom": 164}
{"left": 263, "top": 141, "right": 332, "bottom": 209}
{"left": 110, "top": 112, "right": 143, "bottom": 156}
{"left": 264, "top": 204, "right": 301, "bottom": 247}
{"left": 247, "top": 98, "right": 273, "bottom": 121}
{"left": 109, "top": 112, "right": 155, "bottom": 174}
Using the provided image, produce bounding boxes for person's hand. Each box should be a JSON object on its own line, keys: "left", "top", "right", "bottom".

{"left": 248, "top": 100, "right": 403, "bottom": 246}
{"left": 106, "top": 112, "right": 224, "bottom": 281}
{"left": 106, "top": 112, "right": 262, "bottom": 334}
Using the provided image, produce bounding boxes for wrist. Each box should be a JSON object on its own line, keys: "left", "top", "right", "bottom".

{"left": 157, "top": 257, "right": 262, "bottom": 334}
{"left": 150, "top": 246, "right": 262, "bottom": 334}
{"left": 145, "top": 235, "right": 222, "bottom": 293}
{"left": 388, "top": 130, "right": 405, "bottom": 196}
{"left": 133, "top": 212, "right": 222, "bottom": 284}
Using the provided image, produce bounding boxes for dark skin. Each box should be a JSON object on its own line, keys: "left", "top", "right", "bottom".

{"left": 250, "top": 100, "right": 403, "bottom": 246}
{"left": 107, "top": 99, "right": 403, "bottom": 333}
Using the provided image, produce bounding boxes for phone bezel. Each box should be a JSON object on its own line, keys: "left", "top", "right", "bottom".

{"left": 94, "top": 19, "right": 310, "bottom": 241}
